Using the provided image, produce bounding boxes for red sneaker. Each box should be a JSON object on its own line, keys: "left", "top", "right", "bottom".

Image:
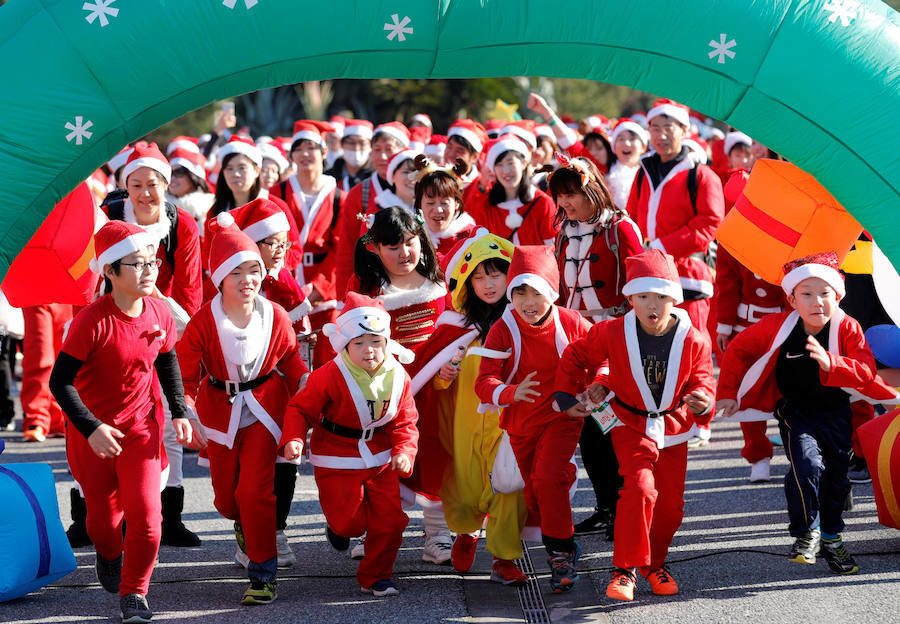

{"left": 606, "top": 568, "right": 636, "bottom": 601}
{"left": 641, "top": 566, "right": 679, "bottom": 595}
{"left": 450, "top": 533, "right": 478, "bottom": 572}
{"left": 490, "top": 558, "right": 527, "bottom": 586}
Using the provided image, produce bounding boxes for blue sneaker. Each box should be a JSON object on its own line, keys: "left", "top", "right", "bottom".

{"left": 769, "top": 434, "right": 783, "bottom": 447}
{"left": 548, "top": 541, "right": 581, "bottom": 593}
{"left": 361, "top": 579, "right": 400, "bottom": 597}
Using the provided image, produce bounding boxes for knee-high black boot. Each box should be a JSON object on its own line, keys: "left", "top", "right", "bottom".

{"left": 161, "top": 486, "right": 201, "bottom": 547}
{"left": 66, "top": 487, "right": 93, "bottom": 548}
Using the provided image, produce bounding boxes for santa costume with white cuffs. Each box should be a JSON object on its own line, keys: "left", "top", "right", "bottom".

{"left": 178, "top": 217, "right": 307, "bottom": 581}
{"left": 278, "top": 293, "right": 418, "bottom": 590}
{"left": 466, "top": 138, "right": 559, "bottom": 247}
{"left": 556, "top": 249, "right": 716, "bottom": 573}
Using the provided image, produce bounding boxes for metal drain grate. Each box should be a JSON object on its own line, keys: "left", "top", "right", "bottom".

{"left": 515, "top": 540, "right": 551, "bottom": 623}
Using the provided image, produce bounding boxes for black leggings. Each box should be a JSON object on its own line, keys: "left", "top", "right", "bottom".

{"left": 274, "top": 462, "right": 298, "bottom": 531}
{"left": 579, "top": 417, "right": 623, "bottom": 513}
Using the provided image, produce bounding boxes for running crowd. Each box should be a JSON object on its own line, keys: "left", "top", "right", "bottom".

{"left": 5, "top": 91, "right": 897, "bottom": 624}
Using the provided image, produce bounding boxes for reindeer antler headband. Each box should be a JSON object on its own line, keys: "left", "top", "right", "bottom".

{"left": 536, "top": 151, "right": 595, "bottom": 188}
{"left": 411, "top": 153, "right": 467, "bottom": 187}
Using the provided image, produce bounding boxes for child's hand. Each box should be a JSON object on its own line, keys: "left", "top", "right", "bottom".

{"left": 716, "top": 333, "right": 730, "bottom": 354}
{"left": 566, "top": 403, "right": 590, "bottom": 418}
{"left": 513, "top": 371, "right": 541, "bottom": 403}
{"left": 586, "top": 383, "right": 608, "bottom": 403}
{"left": 438, "top": 362, "right": 460, "bottom": 382}
{"left": 806, "top": 335, "right": 831, "bottom": 372}
{"left": 188, "top": 418, "right": 208, "bottom": 450}
{"left": 391, "top": 453, "right": 412, "bottom": 475}
{"left": 173, "top": 417, "right": 193, "bottom": 448}
{"left": 683, "top": 389, "right": 711, "bottom": 415}
{"left": 715, "top": 398, "right": 738, "bottom": 419}
{"left": 284, "top": 441, "right": 303, "bottom": 461}
{"left": 88, "top": 423, "right": 124, "bottom": 459}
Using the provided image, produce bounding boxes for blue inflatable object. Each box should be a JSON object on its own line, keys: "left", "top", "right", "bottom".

{"left": 866, "top": 324, "right": 900, "bottom": 369}
{"left": 0, "top": 439, "right": 77, "bottom": 602}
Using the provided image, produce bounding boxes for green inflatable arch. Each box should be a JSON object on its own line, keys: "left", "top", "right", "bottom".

{"left": 1, "top": 0, "right": 898, "bottom": 277}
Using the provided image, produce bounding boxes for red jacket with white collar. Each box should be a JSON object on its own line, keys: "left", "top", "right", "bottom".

{"left": 334, "top": 175, "right": 387, "bottom": 298}
{"left": 466, "top": 186, "right": 559, "bottom": 247}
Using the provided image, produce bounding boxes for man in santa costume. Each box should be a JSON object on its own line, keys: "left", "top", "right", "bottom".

{"left": 556, "top": 249, "right": 716, "bottom": 602}
{"left": 475, "top": 245, "right": 593, "bottom": 594}
{"left": 279, "top": 292, "right": 419, "bottom": 597}
{"left": 177, "top": 212, "right": 307, "bottom": 606}
{"left": 717, "top": 252, "right": 898, "bottom": 576}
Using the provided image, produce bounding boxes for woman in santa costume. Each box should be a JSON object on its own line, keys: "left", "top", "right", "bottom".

{"left": 49, "top": 221, "right": 194, "bottom": 624}
{"left": 546, "top": 153, "right": 644, "bottom": 539}
{"left": 405, "top": 229, "right": 530, "bottom": 584}
{"left": 279, "top": 292, "right": 419, "bottom": 597}
{"left": 475, "top": 245, "right": 593, "bottom": 594}
{"left": 556, "top": 249, "right": 716, "bottom": 601}
{"left": 178, "top": 213, "right": 307, "bottom": 606}
{"left": 411, "top": 155, "right": 477, "bottom": 258}
{"left": 605, "top": 119, "right": 649, "bottom": 211}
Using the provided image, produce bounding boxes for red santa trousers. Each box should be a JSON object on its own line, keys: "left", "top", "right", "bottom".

{"left": 206, "top": 422, "right": 277, "bottom": 565}
{"left": 741, "top": 421, "right": 773, "bottom": 464}
{"left": 610, "top": 425, "right": 688, "bottom": 572}
{"left": 68, "top": 410, "right": 162, "bottom": 596}
{"left": 315, "top": 463, "right": 409, "bottom": 588}
{"left": 22, "top": 303, "right": 71, "bottom": 434}
{"left": 508, "top": 416, "right": 583, "bottom": 541}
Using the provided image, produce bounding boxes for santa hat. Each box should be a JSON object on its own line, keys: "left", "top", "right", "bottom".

{"left": 631, "top": 112, "right": 648, "bottom": 128}
{"left": 166, "top": 135, "right": 200, "bottom": 156}
{"left": 483, "top": 119, "right": 505, "bottom": 139}
{"left": 499, "top": 120, "right": 537, "bottom": 150}
{"left": 291, "top": 121, "right": 326, "bottom": 149}
{"left": 408, "top": 126, "right": 430, "bottom": 153}
{"left": 169, "top": 147, "right": 207, "bottom": 180}
{"left": 424, "top": 134, "right": 447, "bottom": 160}
{"left": 505, "top": 245, "right": 560, "bottom": 302}
{"left": 227, "top": 197, "right": 291, "bottom": 242}
{"left": 682, "top": 138, "right": 709, "bottom": 164}
{"left": 123, "top": 142, "right": 171, "bottom": 184}
{"left": 343, "top": 119, "right": 374, "bottom": 141}
{"left": 447, "top": 119, "right": 488, "bottom": 153}
{"left": 724, "top": 131, "right": 752, "bottom": 155}
{"left": 443, "top": 228, "right": 514, "bottom": 312}
{"left": 610, "top": 118, "right": 649, "bottom": 146}
{"left": 485, "top": 137, "right": 531, "bottom": 171}
{"left": 410, "top": 113, "right": 433, "bottom": 129}
{"left": 90, "top": 220, "right": 156, "bottom": 273}
{"left": 322, "top": 292, "right": 414, "bottom": 364}
{"left": 259, "top": 142, "right": 290, "bottom": 173}
{"left": 647, "top": 98, "right": 691, "bottom": 128}
{"left": 207, "top": 212, "right": 265, "bottom": 287}
{"left": 584, "top": 115, "right": 609, "bottom": 134}
{"left": 107, "top": 145, "right": 135, "bottom": 173}
{"left": 535, "top": 124, "right": 555, "bottom": 142}
{"left": 328, "top": 115, "right": 346, "bottom": 137}
{"left": 621, "top": 249, "right": 684, "bottom": 303}
{"left": 216, "top": 135, "right": 262, "bottom": 168}
{"left": 386, "top": 149, "right": 421, "bottom": 186}
{"left": 373, "top": 121, "right": 411, "bottom": 148}
{"left": 781, "top": 251, "right": 845, "bottom": 298}
{"left": 274, "top": 136, "right": 294, "bottom": 154}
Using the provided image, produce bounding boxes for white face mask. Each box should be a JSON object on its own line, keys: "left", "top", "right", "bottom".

{"left": 344, "top": 148, "right": 370, "bottom": 168}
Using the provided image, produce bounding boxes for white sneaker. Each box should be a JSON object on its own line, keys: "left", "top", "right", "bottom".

{"left": 351, "top": 535, "right": 366, "bottom": 560}
{"left": 276, "top": 530, "right": 296, "bottom": 568}
{"left": 749, "top": 457, "right": 771, "bottom": 483}
{"left": 234, "top": 545, "right": 249, "bottom": 569}
{"left": 422, "top": 532, "right": 453, "bottom": 565}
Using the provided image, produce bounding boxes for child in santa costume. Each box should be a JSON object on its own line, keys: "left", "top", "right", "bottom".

{"left": 717, "top": 252, "right": 898, "bottom": 575}
{"left": 411, "top": 155, "right": 477, "bottom": 259}
{"left": 177, "top": 213, "right": 308, "bottom": 606}
{"left": 556, "top": 249, "right": 716, "bottom": 602}
{"left": 474, "top": 245, "right": 593, "bottom": 594}
{"left": 405, "top": 229, "right": 529, "bottom": 585}
{"left": 279, "top": 292, "right": 419, "bottom": 597}
{"left": 49, "top": 221, "right": 194, "bottom": 624}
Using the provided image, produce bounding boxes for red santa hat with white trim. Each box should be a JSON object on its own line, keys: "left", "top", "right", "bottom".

{"left": 647, "top": 98, "right": 691, "bottom": 128}
{"left": 621, "top": 249, "right": 684, "bottom": 303}
{"left": 166, "top": 135, "right": 200, "bottom": 156}
{"left": 781, "top": 251, "right": 845, "bottom": 298}
{"left": 122, "top": 142, "right": 171, "bottom": 184}
{"left": 329, "top": 115, "right": 346, "bottom": 137}
{"left": 226, "top": 197, "right": 291, "bottom": 243}
{"left": 410, "top": 113, "right": 433, "bottom": 130}
{"left": 90, "top": 220, "right": 156, "bottom": 274}
{"left": 485, "top": 137, "right": 531, "bottom": 171}
{"left": 505, "top": 245, "right": 560, "bottom": 302}
{"left": 107, "top": 144, "right": 135, "bottom": 174}
{"left": 535, "top": 124, "right": 555, "bottom": 142}
{"left": 322, "top": 292, "right": 415, "bottom": 364}
{"left": 291, "top": 121, "right": 326, "bottom": 149}
{"left": 610, "top": 118, "right": 649, "bottom": 146}
{"left": 342, "top": 119, "right": 374, "bottom": 141}
{"left": 169, "top": 147, "right": 207, "bottom": 180}
{"left": 373, "top": 121, "right": 411, "bottom": 148}
{"left": 500, "top": 120, "right": 537, "bottom": 150}
{"left": 386, "top": 149, "right": 421, "bottom": 186}
{"left": 258, "top": 141, "right": 290, "bottom": 174}
{"left": 584, "top": 115, "right": 609, "bottom": 134}
{"left": 408, "top": 126, "right": 430, "bottom": 153}
{"left": 216, "top": 135, "right": 262, "bottom": 168}
{"left": 447, "top": 119, "right": 488, "bottom": 153}
{"left": 424, "top": 134, "right": 447, "bottom": 160}
{"left": 723, "top": 131, "right": 752, "bottom": 155}
{"left": 206, "top": 212, "right": 265, "bottom": 287}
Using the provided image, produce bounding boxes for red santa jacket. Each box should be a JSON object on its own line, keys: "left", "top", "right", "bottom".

{"left": 334, "top": 175, "right": 388, "bottom": 298}
{"left": 475, "top": 304, "right": 592, "bottom": 436}
{"left": 178, "top": 294, "right": 307, "bottom": 449}
{"left": 279, "top": 355, "right": 419, "bottom": 470}
{"left": 556, "top": 214, "right": 644, "bottom": 321}
{"left": 466, "top": 186, "right": 559, "bottom": 247}
{"left": 718, "top": 309, "right": 899, "bottom": 421}
{"left": 556, "top": 307, "right": 716, "bottom": 447}
{"left": 715, "top": 246, "right": 784, "bottom": 338}
{"left": 261, "top": 268, "right": 312, "bottom": 335}
{"left": 428, "top": 212, "right": 477, "bottom": 259}
{"left": 625, "top": 153, "right": 724, "bottom": 298}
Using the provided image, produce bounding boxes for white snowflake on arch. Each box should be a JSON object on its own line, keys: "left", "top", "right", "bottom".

{"left": 384, "top": 14, "right": 413, "bottom": 42}
{"left": 83, "top": 0, "right": 119, "bottom": 28}
{"left": 65, "top": 117, "right": 94, "bottom": 146}
{"left": 222, "top": 0, "right": 258, "bottom": 8}
{"left": 823, "top": 0, "right": 860, "bottom": 27}
{"left": 708, "top": 33, "right": 736, "bottom": 64}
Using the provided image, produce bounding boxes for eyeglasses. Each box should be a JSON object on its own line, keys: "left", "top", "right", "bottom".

{"left": 259, "top": 240, "right": 292, "bottom": 251}
{"left": 120, "top": 258, "right": 162, "bottom": 273}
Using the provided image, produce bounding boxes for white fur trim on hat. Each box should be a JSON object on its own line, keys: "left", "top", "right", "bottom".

{"left": 217, "top": 142, "right": 263, "bottom": 168}
{"left": 343, "top": 125, "right": 374, "bottom": 140}
{"left": 724, "top": 131, "right": 752, "bottom": 155}
{"left": 506, "top": 272, "right": 559, "bottom": 303}
{"left": 123, "top": 157, "right": 172, "bottom": 185}
{"left": 323, "top": 305, "right": 391, "bottom": 352}
{"left": 486, "top": 138, "right": 531, "bottom": 171}
{"left": 291, "top": 130, "right": 325, "bottom": 148}
{"left": 386, "top": 149, "right": 419, "bottom": 186}
{"left": 167, "top": 139, "right": 200, "bottom": 155}
{"left": 622, "top": 276, "right": 684, "bottom": 304}
{"left": 92, "top": 230, "right": 156, "bottom": 274}
{"left": 535, "top": 125, "right": 555, "bottom": 141}
{"left": 243, "top": 211, "right": 290, "bottom": 243}
{"left": 447, "top": 125, "right": 483, "bottom": 153}
{"left": 611, "top": 121, "right": 649, "bottom": 147}
{"left": 411, "top": 114, "right": 432, "bottom": 128}
{"left": 169, "top": 156, "right": 205, "bottom": 180}
{"left": 500, "top": 125, "right": 537, "bottom": 149}
{"left": 211, "top": 250, "right": 264, "bottom": 287}
{"left": 259, "top": 143, "right": 289, "bottom": 173}
{"left": 108, "top": 148, "right": 134, "bottom": 173}
{"left": 374, "top": 124, "right": 410, "bottom": 148}
{"left": 781, "top": 264, "right": 845, "bottom": 298}
{"left": 647, "top": 102, "right": 690, "bottom": 128}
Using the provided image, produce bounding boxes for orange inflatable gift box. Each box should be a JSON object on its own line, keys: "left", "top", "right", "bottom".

{"left": 858, "top": 408, "right": 900, "bottom": 530}
{"left": 716, "top": 159, "right": 862, "bottom": 285}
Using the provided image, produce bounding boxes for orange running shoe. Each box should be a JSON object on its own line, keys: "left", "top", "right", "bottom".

{"left": 490, "top": 558, "right": 527, "bottom": 586}
{"left": 23, "top": 425, "right": 47, "bottom": 443}
{"left": 642, "top": 566, "right": 679, "bottom": 595}
{"left": 606, "top": 568, "right": 636, "bottom": 601}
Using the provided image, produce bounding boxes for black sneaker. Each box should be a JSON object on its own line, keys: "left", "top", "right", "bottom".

{"left": 96, "top": 552, "right": 122, "bottom": 593}
{"left": 573, "top": 508, "right": 610, "bottom": 536}
{"left": 847, "top": 456, "right": 871, "bottom": 484}
{"left": 326, "top": 526, "right": 350, "bottom": 551}
{"left": 821, "top": 537, "right": 859, "bottom": 574}
{"left": 605, "top": 514, "right": 615, "bottom": 541}
{"left": 120, "top": 593, "right": 152, "bottom": 623}
{"left": 844, "top": 489, "right": 855, "bottom": 512}
{"left": 788, "top": 529, "right": 821, "bottom": 564}
{"left": 548, "top": 541, "right": 581, "bottom": 593}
